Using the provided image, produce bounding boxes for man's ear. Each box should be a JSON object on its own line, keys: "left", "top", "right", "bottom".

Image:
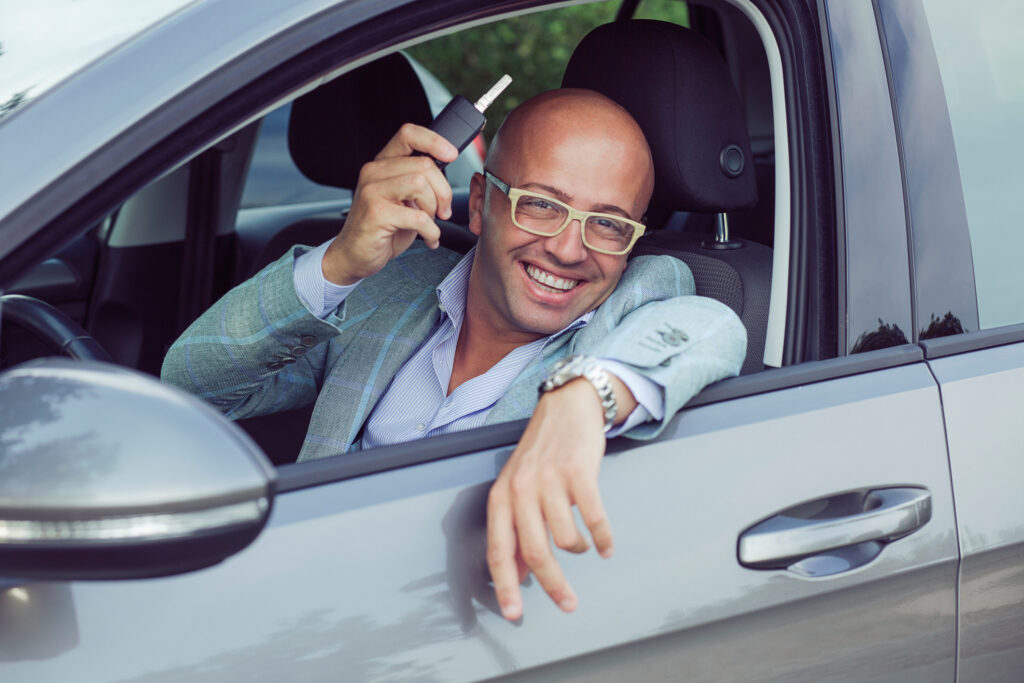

{"left": 468, "top": 172, "right": 486, "bottom": 237}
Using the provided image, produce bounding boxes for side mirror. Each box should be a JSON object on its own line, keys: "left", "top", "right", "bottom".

{"left": 0, "top": 359, "right": 275, "bottom": 580}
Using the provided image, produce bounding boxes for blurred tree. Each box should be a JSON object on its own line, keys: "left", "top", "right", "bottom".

{"left": 408, "top": 0, "right": 689, "bottom": 142}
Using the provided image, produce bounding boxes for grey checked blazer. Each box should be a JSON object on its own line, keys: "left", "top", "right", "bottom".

{"left": 162, "top": 244, "right": 746, "bottom": 462}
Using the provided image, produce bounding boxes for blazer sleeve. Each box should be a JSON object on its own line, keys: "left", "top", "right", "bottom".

{"left": 160, "top": 246, "right": 349, "bottom": 419}
{"left": 570, "top": 254, "right": 747, "bottom": 439}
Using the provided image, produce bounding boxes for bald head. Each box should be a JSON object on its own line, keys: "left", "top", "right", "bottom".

{"left": 464, "top": 89, "right": 655, "bottom": 340}
{"left": 486, "top": 89, "right": 655, "bottom": 217}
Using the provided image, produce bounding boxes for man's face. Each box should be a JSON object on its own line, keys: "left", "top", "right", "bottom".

{"left": 466, "top": 97, "right": 653, "bottom": 342}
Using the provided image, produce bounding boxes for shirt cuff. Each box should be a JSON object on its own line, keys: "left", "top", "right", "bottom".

{"left": 293, "top": 239, "right": 362, "bottom": 318}
{"left": 600, "top": 359, "right": 665, "bottom": 437}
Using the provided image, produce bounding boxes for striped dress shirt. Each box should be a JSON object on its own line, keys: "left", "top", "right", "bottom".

{"left": 294, "top": 241, "right": 661, "bottom": 449}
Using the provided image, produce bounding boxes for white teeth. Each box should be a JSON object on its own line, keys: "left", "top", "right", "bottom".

{"left": 525, "top": 264, "right": 578, "bottom": 292}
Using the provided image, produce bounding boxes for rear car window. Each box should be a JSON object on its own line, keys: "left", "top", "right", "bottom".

{"left": 924, "top": 0, "right": 1024, "bottom": 329}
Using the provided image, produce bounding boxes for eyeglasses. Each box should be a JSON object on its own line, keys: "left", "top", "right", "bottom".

{"left": 484, "top": 171, "right": 646, "bottom": 256}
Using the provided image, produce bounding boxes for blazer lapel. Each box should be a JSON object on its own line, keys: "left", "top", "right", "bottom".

{"left": 485, "top": 327, "right": 576, "bottom": 425}
{"left": 301, "top": 277, "right": 441, "bottom": 458}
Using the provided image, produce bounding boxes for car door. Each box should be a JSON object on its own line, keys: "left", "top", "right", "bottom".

{"left": 876, "top": 0, "right": 1024, "bottom": 679}
{"left": 0, "top": 349, "right": 956, "bottom": 683}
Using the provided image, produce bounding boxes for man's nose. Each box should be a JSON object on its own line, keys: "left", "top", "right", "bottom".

{"left": 543, "top": 219, "right": 588, "bottom": 265}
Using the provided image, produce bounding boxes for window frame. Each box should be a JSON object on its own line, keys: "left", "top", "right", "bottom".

{"left": 4, "top": 0, "right": 859, "bottom": 488}
{"left": 258, "top": 0, "right": 911, "bottom": 489}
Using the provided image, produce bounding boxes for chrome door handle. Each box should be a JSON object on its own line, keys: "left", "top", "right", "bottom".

{"left": 738, "top": 487, "right": 932, "bottom": 568}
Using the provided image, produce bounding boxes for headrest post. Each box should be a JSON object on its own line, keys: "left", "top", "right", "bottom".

{"left": 702, "top": 212, "right": 743, "bottom": 251}
{"left": 716, "top": 212, "right": 730, "bottom": 243}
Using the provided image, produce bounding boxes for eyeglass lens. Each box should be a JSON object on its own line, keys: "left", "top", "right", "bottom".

{"left": 514, "top": 194, "right": 636, "bottom": 253}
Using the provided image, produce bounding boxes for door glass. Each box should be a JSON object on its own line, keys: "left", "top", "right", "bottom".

{"left": 923, "top": 0, "right": 1024, "bottom": 329}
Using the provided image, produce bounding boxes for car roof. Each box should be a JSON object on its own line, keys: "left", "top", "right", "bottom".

{"left": 0, "top": 0, "right": 354, "bottom": 269}
{"left": 0, "top": 0, "right": 199, "bottom": 113}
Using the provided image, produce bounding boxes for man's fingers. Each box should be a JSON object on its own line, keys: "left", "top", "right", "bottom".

{"left": 513, "top": 495, "right": 577, "bottom": 612}
{"left": 367, "top": 172, "right": 438, "bottom": 218}
{"left": 515, "top": 551, "right": 529, "bottom": 585}
{"left": 572, "top": 480, "right": 614, "bottom": 558}
{"left": 360, "top": 156, "right": 453, "bottom": 220}
{"left": 388, "top": 203, "right": 442, "bottom": 248}
{"left": 540, "top": 487, "right": 590, "bottom": 554}
{"left": 357, "top": 198, "right": 441, "bottom": 249}
{"left": 486, "top": 487, "right": 523, "bottom": 621}
{"left": 377, "top": 123, "right": 459, "bottom": 165}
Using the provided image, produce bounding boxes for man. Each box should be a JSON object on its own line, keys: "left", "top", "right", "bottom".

{"left": 163, "top": 89, "right": 745, "bottom": 621}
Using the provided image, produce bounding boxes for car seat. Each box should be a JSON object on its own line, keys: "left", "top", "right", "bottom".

{"left": 562, "top": 19, "right": 773, "bottom": 374}
{"left": 241, "top": 52, "right": 476, "bottom": 279}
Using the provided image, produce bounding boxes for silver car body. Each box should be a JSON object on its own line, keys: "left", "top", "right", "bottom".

{"left": 0, "top": 0, "right": 1021, "bottom": 680}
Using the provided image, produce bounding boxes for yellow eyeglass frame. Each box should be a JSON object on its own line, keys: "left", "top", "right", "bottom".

{"left": 484, "top": 171, "right": 645, "bottom": 255}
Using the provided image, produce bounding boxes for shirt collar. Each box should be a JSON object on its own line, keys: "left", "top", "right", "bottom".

{"left": 436, "top": 247, "right": 594, "bottom": 345}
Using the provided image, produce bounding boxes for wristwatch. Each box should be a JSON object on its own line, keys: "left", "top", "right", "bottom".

{"left": 539, "top": 355, "right": 617, "bottom": 432}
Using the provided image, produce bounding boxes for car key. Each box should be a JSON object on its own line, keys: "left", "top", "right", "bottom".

{"left": 420, "top": 74, "right": 513, "bottom": 170}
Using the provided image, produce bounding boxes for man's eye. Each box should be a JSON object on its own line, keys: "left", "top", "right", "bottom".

{"left": 591, "top": 217, "right": 630, "bottom": 234}
{"left": 523, "top": 197, "right": 555, "bottom": 210}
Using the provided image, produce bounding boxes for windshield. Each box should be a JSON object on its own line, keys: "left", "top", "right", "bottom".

{"left": 0, "top": 0, "right": 196, "bottom": 120}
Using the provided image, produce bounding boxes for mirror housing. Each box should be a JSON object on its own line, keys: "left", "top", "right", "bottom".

{"left": 0, "top": 359, "right": 275, "bottom": 580}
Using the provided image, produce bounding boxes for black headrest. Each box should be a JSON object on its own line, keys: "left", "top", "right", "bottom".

{"left": 288, "top": 53, "right": 434, "bottom": 189}
{"left": 563, "top": 20, "right": 757, "bottom": 212}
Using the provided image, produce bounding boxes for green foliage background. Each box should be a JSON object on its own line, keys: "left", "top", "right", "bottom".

{"left": 408, "top": 0, "right": 689, "bottom": 143}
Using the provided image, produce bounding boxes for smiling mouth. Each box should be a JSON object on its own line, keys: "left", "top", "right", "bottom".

{"left": 524, "top": 263, "right": 581, "bottom": 293}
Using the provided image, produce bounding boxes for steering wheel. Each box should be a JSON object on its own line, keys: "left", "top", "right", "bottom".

{"left": 0, "top": 294, "right": 112, "bottom": 362}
